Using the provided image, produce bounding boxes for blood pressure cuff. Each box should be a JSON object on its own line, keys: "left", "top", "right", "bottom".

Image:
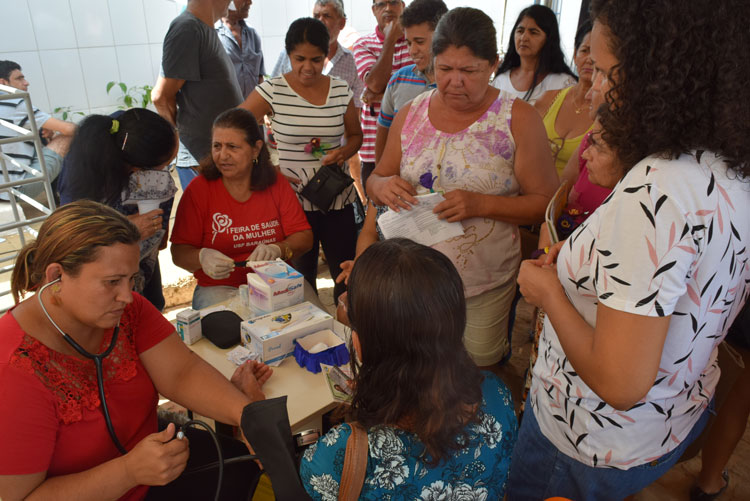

{"left": 201, "top": 310, "right": 243, "bottom": 349}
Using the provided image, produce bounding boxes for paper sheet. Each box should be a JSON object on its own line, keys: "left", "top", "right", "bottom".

{"left": 377, "top": 192, "right": 464, "bottom": 247}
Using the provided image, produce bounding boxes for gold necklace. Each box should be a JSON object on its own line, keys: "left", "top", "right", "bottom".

{"left": 572, "top": 88, "right": 588, "bottom": 114}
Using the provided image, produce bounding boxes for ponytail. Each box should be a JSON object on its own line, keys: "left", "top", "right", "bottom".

{"left": 64, "top": 109, "right": 176, "bottom": 204}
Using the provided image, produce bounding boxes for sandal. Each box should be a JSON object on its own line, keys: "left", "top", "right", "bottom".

{"left": 690, "top": 470, "right": 729, "bottom": 501}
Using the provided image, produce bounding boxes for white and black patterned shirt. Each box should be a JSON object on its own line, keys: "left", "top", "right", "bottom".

{"left": 532, "top": 151, "right": 750, "bottom": 469}
{"left": 256, "top": 76, "right": 356, "bottom": 212}
{"left": 0, "top": 93, "right": 49, "bottom": 177}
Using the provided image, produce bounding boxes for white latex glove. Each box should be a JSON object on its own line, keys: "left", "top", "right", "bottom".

{"left": 248, "top": 243, "right": 282, "bottom": 262}
{"left": 198, "top": 248, "right": 234, "bottom": 279}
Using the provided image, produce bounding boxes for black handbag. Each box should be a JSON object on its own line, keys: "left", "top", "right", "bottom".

{"left": 299, "top": 163, "right": 354, "bottom": 214}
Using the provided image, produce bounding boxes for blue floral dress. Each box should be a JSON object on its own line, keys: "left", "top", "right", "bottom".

{"left": 300, "top": 372, "right": 517, "bottom": 500}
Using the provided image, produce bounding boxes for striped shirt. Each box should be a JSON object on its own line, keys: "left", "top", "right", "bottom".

{"left": 352, "top": 27, "right": 410, "bottom": 163}
{"left": 271, "top": 43, "right": 364, "bottom": 109}
{"left": 256, "top": 76, "right": 357, "bottom": 212}
{"left": 378, "top": 64, "right": 435, "bottom": 128}
{"left": 0, "top": 94, "right": 49, "bottom": 178}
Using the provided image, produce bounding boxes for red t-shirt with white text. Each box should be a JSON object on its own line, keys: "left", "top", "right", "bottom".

{"left": 170, "top": 173, "right": 311, "bottom": 287}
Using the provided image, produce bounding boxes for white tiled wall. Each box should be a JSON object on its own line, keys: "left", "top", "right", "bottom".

{"left": 0, "top": 0, "right": 582, "bottom": 119}
{"left": 0, "top": 0, "right": 181, "bottom": 119}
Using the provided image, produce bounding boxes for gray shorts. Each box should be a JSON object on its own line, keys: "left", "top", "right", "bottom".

{"left": 16, "top": 146, "right": 63, "bottom": 200}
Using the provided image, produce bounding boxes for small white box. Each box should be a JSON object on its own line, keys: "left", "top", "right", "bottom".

{"left": 246, "top": 260, "right": 304, "bottom": 314}
{"left": 176, "top": 308, "right": 202, "bottom": 345}
{"left": 295, "top": 329, "right": 346, "bottom": 352}
{"left": 240, "top": 302, "right": 333, "bottom": 364}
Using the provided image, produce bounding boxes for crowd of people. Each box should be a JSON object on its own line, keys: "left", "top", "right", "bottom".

{"left": 1, "top": 0, "right": 749, "bottom": 499}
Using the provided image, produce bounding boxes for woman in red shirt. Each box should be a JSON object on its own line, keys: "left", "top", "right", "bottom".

{"left": 170, "top": 108, "right": 313, "bottom": 309}
{"left": 0, "top": 201, "right": 270, "bottom": 500}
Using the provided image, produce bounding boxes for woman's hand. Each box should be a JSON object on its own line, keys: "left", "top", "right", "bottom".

{"left": 433, "top": 190, "right": 484, "bottom": 222}
{"left": 284, "top": 174, "right": 302, "bottom": 186}
{"left": 369, "top": 175, "right": 418, "bottom": 211}
{"left": 122, "top": 423, "right": 189, "bottom": 486}
{"left": 198, "top": 248, "right": 234, "bottom": 279}
{"left": 544, "top": 241, "right": 566, "bottom": 266}
{"left": 321, "top": 148, "right": 345, "bottom": 166}
{"left": 128, "top": 209, "right": 163, "bottom": 241}
{"left": 230, "top": 360, "right": 272, "bottom": 402}
{"left": 517, "top": 258, "right": 564, "bottom": 309}
{"left": 336, "top": 260, "right": 354, "bottom": 285}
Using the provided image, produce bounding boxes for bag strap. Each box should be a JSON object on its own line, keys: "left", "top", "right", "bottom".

{"left": 338, "top": 422, "right": 368, "bottom": 501}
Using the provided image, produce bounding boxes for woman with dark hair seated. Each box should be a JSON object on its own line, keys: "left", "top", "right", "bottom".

{"left": 58, "top": 108, "right": 178, "bottom": 310}
{"left": 0, "top": 201, "right": 270, "bottom": 500}
{"left": 491, "top": 4, "right": 576, "bottom": 104}
{"left": 171, "top": 108, "right": 313, "bottom": 309}
{"left": 510, "top": 0, "right": 750, "bottom": 498}
{"left": 240, "top": 17, "right": 362, "bottom": 305}
{"left": 300, "top": 238, "right": 518, "bottom": 500}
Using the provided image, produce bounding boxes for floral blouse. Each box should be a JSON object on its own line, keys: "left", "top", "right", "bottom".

{"left": 399, "top": 90, "right": 520, "bottom": 297}
{"left": 531, "top": 151, "right": 750, "bottom": 468}
{"left": 300, "top": 373, "right": 517, "bottom": 500}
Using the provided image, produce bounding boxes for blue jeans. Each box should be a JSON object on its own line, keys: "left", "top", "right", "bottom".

{"left": 506, "top": 398, "right": 712, "bottom": 500}
{"left": 176, "top": 141, "right": 199, "bottom": 190}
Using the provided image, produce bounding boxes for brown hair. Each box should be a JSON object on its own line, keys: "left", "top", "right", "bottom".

{"left": 199, "top": 108, "right": 276, "bottom": 191}
{"left": 11, "top": 200, "right": 140, "bottom": 303}
{"left": 346, "top": 238, "right": 483, "bottom": 464}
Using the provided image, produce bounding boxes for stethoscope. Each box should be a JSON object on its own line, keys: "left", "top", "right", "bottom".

{"left": 37, "top": 278, "right": 128, "bottom": 454}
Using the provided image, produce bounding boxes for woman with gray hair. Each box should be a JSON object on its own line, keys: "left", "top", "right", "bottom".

{"left": 367, "top": 7, "right": 558, "bottom": 368}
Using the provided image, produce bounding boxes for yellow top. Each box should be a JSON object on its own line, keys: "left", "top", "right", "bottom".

{"left": 542, "top": 86, "right": 592, "bottom": 176}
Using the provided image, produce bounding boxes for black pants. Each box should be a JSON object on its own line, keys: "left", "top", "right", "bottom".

{"left": 360, "top": 161, "right": 376, "bottom": 197}
{"left": 145, "top": 423, "right": 260, "bottom": 500}
{"left": 141, "top": 260, "right": 165, "bottom": 312}
{"left": 293, "top": 204, "right": 357, "bottom": 304}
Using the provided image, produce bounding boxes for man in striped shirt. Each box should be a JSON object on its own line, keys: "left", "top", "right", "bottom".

{"left": 352, "top": 0, "right": 411, "bottom": 193}
{"left": 374, "top": 0, "right": 447, "bottom": 163}
{"left": 0, "top": 60, "right": 75, "bottom": 200}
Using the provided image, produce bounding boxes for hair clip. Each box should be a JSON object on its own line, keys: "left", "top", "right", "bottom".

{"left": 121, "top": 132, "right": 129, "bottom": 151}
{"left": 110, "top": 119, "right": 119, "bottom": 134}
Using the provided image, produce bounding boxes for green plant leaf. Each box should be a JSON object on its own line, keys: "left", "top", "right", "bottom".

{"left": 119, "top": 82, "right": 127, "bottom": 93}
{"left": 124, "top": 95, "right": 133, "bottom": 107}
{"left": 106, "top": 81, "right": 115, "bottom": 93}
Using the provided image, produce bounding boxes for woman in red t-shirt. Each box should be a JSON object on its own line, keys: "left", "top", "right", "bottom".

{"left": 0, "top": 201, "right": 271, "bottom": 500}
{"left": 170, "top": 108, "right": 312, "bottom": 309}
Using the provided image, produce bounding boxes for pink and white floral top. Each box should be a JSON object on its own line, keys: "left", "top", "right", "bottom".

{"left": 531, "top": 151, "right": 750, "bottom": 468}
{"left": 400, "top": 89, "right": 519, "bottom": 297}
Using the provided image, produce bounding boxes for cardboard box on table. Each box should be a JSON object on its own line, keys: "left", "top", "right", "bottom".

{"left": 246, "top": 260, "right": 304, "bottom": 314}
{"left": 241, "top": 301, "right": 349, "bottom": 365}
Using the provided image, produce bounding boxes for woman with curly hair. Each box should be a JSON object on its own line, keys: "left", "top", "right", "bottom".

{"left": 509, "top": 0, "right": 750, "bottom": 498}
{"left": 491, "top": 4, "right": 576, "bottom": 104}
{"left": 300, "top": 239, "right": 518, "bottom": 500}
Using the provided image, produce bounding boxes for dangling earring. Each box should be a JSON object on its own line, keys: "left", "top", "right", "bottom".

{"left": 253, "top": 156, "right": 258, "bottom": 166}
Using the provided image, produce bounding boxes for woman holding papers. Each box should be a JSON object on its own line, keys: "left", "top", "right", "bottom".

{"left": 171, "top": 108, "right": 312, "bottom": 309}
{"left": 367, "top": 7, "right": 558, "bottom": 367}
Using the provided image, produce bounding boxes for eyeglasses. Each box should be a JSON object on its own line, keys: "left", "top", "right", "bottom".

{"left": 373, "top": 0, "right": 401, "bottom": 10}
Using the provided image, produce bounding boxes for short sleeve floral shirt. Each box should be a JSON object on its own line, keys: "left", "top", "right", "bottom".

{"left": 531, "top": 151, "right": 750, "bottom": 468}
{"left": 300, "top": 373, "right": 517, "bottom": 500}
